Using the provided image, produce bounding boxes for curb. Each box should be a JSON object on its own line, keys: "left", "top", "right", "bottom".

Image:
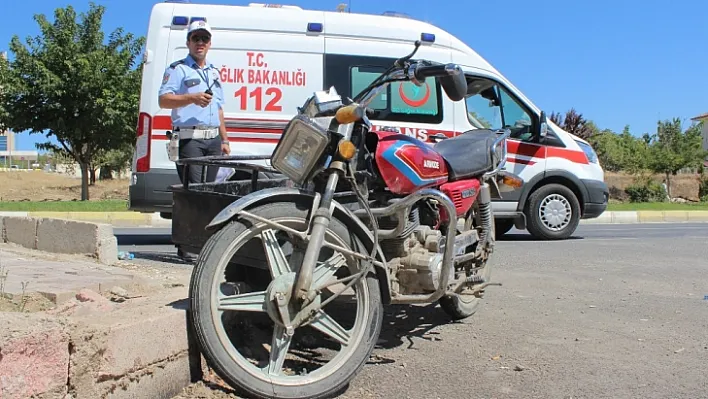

{"left": 580, "top": 210, "right": 708, "bottom": 224}
{"left": 0, "top": 289, "right": 195, "bottom": 399}
{"left": 0, "top": 211, "right": 171, "bottom": 227}
{"left": 1, "top": 210, "right": 708, "bottom": 227}
{"left": 0, "top": 215, "right": 118, "bottom": 264}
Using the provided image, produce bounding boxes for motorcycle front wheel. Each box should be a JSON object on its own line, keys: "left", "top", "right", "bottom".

{"left": 189, "top": 201, "right": 383, "bottom": 399}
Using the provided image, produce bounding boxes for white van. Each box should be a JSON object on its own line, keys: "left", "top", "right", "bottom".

{"left": 129, "top": 1, "right": 609, "bottom": 240}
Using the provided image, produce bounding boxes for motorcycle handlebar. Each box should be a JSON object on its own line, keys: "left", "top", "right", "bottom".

{"left": 412, "top": 63, "right": 458, "bottom": 81}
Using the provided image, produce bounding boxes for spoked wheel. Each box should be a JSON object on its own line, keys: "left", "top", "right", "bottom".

{"left": 438, "top": 206, "right": 496, "bottom": 321}
{"left": 189, "top": 201, "right": 383, "bottom": 399}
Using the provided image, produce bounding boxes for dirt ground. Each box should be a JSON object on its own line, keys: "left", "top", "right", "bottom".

{"left": 0, "top": 170, "right": 702, "bottom": 203}
{"left": 605, "top": 171, "right": 702, "bottom": 201}
{"left": 0, "top": 293, "right": 56, "bottom": 313}
{"left": 0, "top": 171, "right": 129, "bottom": 202}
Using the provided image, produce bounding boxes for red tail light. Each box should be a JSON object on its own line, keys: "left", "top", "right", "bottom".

{"left": 135, "top": 112, "right": 152, "bottom": 173}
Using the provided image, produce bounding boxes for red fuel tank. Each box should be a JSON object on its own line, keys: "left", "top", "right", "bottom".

{"left": 372, "top": 131, "right": 449, "bottom": 195}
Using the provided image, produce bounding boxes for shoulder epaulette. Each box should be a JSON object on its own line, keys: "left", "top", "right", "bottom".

{"left": 169, "top": 59, "right": 186, "bottom": 69}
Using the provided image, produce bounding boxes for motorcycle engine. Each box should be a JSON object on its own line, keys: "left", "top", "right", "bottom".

{"left": 378, "top": 204, "right": 452, "bottom": 295}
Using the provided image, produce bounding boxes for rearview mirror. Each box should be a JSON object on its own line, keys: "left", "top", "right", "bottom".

{"left": 538, "top": 111, "right": 549, "bottom": 138}
{"left": 439, "top": 72, "right": 467, "bottom": 102}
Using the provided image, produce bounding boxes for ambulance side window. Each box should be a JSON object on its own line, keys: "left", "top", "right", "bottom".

{"left": 324, "top": 54, "right": 443, "bottom": 124}
{"left": 465, "top": 82, "right": 535, "bottom": 142}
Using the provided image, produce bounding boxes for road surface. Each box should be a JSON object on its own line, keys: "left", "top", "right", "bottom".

{"left": 116, "top": 223, "right": 708, "bottom": 259}
{"left": 112, "top": 223, "right": 708, "bottom": 399}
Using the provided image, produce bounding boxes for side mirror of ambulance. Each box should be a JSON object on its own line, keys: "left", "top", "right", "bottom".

{"left": 538, "top": 111, "right": 549, "bottom": 139}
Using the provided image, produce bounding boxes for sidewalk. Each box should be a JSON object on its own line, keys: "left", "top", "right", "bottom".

{"left": 0, "top": 243, "right": 196, "bottom": 399}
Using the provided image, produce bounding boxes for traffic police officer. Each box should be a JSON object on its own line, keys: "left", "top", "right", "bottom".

{"left": 158, "top": 20, "right": 230, "bottom": 261}
{"left": 158, "top": 20, "right": 230, "bottom": 185}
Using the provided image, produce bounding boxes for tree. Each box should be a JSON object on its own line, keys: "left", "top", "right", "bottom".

{"left": 0, "top": 51, "right": 11, "bottom": 131}
{"left": 549, "top": 108, "right": 597, "bottom": 140}
{"left": 3, "top": 3, "right": 144, "bottom": 200}
{"left": 589, "top": 125, "right": 649, "bottom": 173}
{"left": 647, "top": 118, "right": 706, "bottom": 198}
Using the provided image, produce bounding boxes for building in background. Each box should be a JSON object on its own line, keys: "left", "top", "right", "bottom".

{"left": 0, "top": 129, "right": 40, "bottom": 168}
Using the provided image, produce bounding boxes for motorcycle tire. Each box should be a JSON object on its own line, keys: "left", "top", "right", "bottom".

{"left": 189, "top": 201, "right": 384, "bottom": 399}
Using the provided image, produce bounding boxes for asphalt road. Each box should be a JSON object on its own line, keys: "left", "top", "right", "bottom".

{"left": 116, "top": 223, "right": 708, "bottom": 257}
{"left": 114, "top": 223, "right": 708, "bottom": 399}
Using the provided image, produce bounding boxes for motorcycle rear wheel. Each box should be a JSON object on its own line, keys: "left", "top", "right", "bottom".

{"left": 189, "top": 201, "right": 384, "bottom": 399}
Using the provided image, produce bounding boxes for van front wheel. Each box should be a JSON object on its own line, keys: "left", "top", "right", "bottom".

{"left": 524, "top": 183, "right": 580, "bottom": 240}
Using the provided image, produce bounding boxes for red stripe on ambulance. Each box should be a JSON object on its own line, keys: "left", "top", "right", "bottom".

{"left": 149, "top": 116, "right": 587, "bottom": 164}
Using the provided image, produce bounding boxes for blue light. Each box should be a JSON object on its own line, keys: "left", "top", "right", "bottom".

{"left": 421, "top": 33, "right": 435, "bottom": 43}
{"left": 165, "top": 0, "right": 190, "bottom": 3}
{"left": 172, "top": 16, "right": 189, "bottom": 26}
{"left": 307, "top": 22, "right": 323, "bottom": 33}
{"left": 190, "top": 17, "right": 207, "bottom": 23}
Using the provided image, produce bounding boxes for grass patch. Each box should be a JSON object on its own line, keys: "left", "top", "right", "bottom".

{"left": 0, "top": 200, "right": 129, "bottom": 212}
{"left": 607, "top": 202, "right": 708, "bottom": 211}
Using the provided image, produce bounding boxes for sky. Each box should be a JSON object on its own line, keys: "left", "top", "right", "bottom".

{"left": 1, "top": 0, "right": 706, "bottom": 151}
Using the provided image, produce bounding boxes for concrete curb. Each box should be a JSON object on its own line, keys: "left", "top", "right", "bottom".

{"left": 579, "top": 210, "right": 708, "bottom": 224}
{"left": 0, "top": 216, "right": 118, "bottom": 264}
{"left": 0, "top": 289, "right": 196, "bottom": 399}
{"left": 0, "top": 212, "right": 172, "bottom": 227}
{"left": 1, "top": 210, "right": 708, "bottom": 227}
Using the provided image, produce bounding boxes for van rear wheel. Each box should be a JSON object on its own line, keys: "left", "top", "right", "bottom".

{"left": 525, "top": 183, "right": 580, "bottom": 240}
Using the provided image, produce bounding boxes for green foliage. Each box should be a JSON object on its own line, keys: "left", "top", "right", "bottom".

{"left": 0, "top": 52, "right": 12, "bottom": 131}
{"left": 588, "top": 125, "right": 650, "bottom": 173}
{"left": 643, "top": 119, "right": 706, "bottom": 197}
{"left": 624, "top": 174, "right": 667, "bottom": 203}
{"left": 699, "top": 174, "right": 708, "bottom": 202}
{"left": 2, "top": 2, "right": 144, "bottom": 200}
{"left": 646, "top": 119, "right": 704, "bottom": 175}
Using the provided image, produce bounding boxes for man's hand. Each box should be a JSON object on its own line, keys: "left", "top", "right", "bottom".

{"left": 191, "top": 92, "right": 213, "bottom": 107}
{"left": 221, "top": 142, "right": 231, "bottom": 155}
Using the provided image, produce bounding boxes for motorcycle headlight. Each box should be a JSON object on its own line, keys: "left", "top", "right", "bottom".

{"left": 271, "top": 114, "right": 331, "bottom": 185}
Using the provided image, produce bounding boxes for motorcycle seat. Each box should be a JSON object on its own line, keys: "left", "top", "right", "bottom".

{"left": 433, "top": 129, "right": 499, "bottom": 182}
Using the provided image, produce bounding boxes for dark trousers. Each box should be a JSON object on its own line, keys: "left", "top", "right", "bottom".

{"left": 176, "top": 137, "right": 222, "bottom": 184}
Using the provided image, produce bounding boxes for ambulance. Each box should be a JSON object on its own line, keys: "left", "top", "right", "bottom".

{"left": 129, "top": 1, "right": 609, "bottom": 240}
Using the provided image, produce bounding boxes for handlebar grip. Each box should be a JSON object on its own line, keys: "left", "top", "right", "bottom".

{"left": 414, "top": 63, "right": 454, "bottom": 80}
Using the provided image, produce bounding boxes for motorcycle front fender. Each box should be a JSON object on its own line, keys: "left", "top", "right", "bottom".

{"left": 206, "top": 187, "right": 393, "bottom": 304}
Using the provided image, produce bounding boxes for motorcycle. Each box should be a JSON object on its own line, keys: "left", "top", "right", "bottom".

{"left": 188, "top": 39, "right": 524, "bottom": 399}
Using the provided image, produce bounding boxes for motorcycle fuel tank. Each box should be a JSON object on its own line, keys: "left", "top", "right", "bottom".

{"left": 372, "top": 131, "right": 449, "bottom": 195}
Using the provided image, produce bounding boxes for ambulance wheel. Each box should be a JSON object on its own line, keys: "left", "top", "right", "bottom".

{"left": 525, "top": 183, "right": 580, "bottom": 240}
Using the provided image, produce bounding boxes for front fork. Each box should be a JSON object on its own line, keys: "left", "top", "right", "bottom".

{"left": 292, "top": 162, "right": 343, "bottom": 303}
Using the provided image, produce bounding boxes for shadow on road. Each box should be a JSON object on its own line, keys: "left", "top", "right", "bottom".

{"left": 130, "top": 251, "right": 195, "bottom": 265}
{"left": 115, "top": 232, "right": 174, "bottom": 246}
{"left": 498, "top": 233, "right": 585, "bottom": 242}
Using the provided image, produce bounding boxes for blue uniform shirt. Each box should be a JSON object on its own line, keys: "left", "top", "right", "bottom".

{"left": 158, "top": 54, "right": 225, "bottom": 129}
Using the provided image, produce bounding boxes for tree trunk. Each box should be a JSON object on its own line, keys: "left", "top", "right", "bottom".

{"left": 665, "top": 172, "right": 671, "bottom": 200}
{"left": 80, "top": 162, "right": 90, "bottom": 201}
